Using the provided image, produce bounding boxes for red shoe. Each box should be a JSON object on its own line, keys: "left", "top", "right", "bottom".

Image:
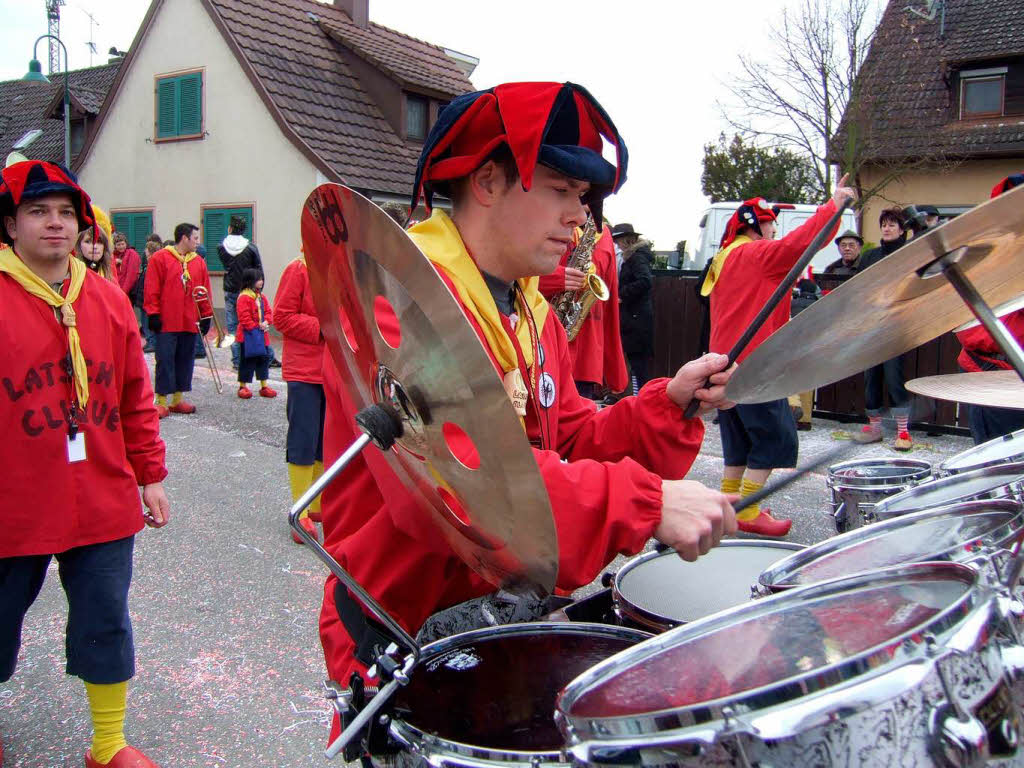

{"left": 737, "top": 508, "right": 792, "bottom": 537}
{"left": 155, "top": 405, "right": 169, "bottom": 419}
{"left": 292, "top": 515, "right": 318, "bottom": 544}
{"left": 259, "top": 386, "right": 277, "bottom": 398}
{"left": 84, "top": 745, "right": 159, "bottom": 767}
{"left": 237, "top": 386, "right": 253, "bottom": 399}
{"left": 168, "top": 401, "right": 196, "bottom": 414}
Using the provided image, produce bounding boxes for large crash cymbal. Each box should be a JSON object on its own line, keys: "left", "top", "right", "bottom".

{"left": 727, "top": 184, "right": 1024, "bottom": 403}
{"left": 907, "top": 370, "right": 1024, "bottom": 410}
{"left": 300, "top": 184, "right": 557, "bottom": 596}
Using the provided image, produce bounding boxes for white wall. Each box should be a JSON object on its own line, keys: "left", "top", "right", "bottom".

{"left": 78, "top": 0, "right": 322, "bottom": 302}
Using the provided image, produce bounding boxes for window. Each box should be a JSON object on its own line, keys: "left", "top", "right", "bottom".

{"left": 406, "top": 94, "right": 428, "bottom": 140}
{"left": 201, "top": 205, "right": 253, "bottom": 272}
{"left": 155, "top": 70, "right": 203, "bottom": 140}
{"left": 960, "top": 67, "right": 1006, "bottom": 119}
{"left": 70, "top": 119, "right": 86, "bottom": 156}
{"left": 111, "top": 210, "right": 154, "bottom": 256}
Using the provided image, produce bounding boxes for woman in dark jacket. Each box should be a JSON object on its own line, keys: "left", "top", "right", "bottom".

{"left": 617, "top": 235, "right": 655, "bottom": 394}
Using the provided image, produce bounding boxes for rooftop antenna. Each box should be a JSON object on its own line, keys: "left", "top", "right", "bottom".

{"left": 904, "top": 0, "right": 946, "bottom": 37}
{"left": 81, "top": 6, "right": 101, "bottom": 66}
{"left": 45, "top": 0, "right": 67, "bottom": 75}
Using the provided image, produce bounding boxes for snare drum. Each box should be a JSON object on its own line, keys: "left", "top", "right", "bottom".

{"left": 940, "top": 428, "right": 1024, "bottom": 476}
{"left": 386, "top": 622, "right": 649, "bottom": 768}
{"left": 558, "top": 564, "right": 1024, "bottom": 767}
{"left": 873, "top": 462, "right": 1024, "bottom": 522}
{"left": 613, "top": 540, "right": 804, "bottom": 632}
{"left": 827, "top": 458, "right": 932, "bottom": 532}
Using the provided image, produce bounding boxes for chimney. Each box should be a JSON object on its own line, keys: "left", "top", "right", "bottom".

{"left": 335, "top": 0, "right": 369, "bottom": 28}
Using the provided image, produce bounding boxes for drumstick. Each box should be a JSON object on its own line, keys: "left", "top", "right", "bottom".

{"left": 732, "top": 444, "right": 853, "bottom": 514}
{"left": 682, "top": 197, "right": 855, "bottom": 418}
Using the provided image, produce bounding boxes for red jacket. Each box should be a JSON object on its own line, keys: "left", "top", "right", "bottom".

{"left": 709, "top": 201, "right": 839, "bottom": 364}
{"left": 273, "top": 259, "right": 323, "bottom": 384}
{"left": 956, "top": 308, "right": 1024, "bottom": 372}
{"left": 142, "top": 248, "right": 212, "bottom": 333}
{"left": 115, "top": 247, "right": 141, "bottom": 297}
{"left": 318, "top": 265, "right": 705, "bottom": 691}
{"left": 234, "top": 290, "right": 273, "bottom": 348}
{"left": 539, "top": 229, "right": 628, "bottom": 390}
{"left": 0, "top": 267, "right": 167, "bottom": 557}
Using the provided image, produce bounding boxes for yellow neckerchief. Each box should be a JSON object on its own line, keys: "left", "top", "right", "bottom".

{"left": 700, "top": 234, "right": 753, "bottom": 296}
{"left": 168, "top": 245, "right": 198, "bottom": 283}
{"left": 408, "top": 209, "right": 550, "bottom": 373}
{"left": 240, "top": 288, "right": 264, "bottom": 323}
{"left": 0, "top": 250, "right": 90, "bottom": 405}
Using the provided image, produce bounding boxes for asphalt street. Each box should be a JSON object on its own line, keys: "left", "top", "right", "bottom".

{"left": 0, "top": 345, "right": 976, "bottom": 767}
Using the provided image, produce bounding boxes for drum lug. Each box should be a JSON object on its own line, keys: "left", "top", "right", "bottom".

{"left": 925, "top": 636, "right": 990, "bottom": 768}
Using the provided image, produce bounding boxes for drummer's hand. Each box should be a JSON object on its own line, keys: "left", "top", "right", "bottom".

{"left": 832, "top": 173, "right": 857, "bottom": 208}
{"left": 665, "top": 353, "right": 735, "bottom": 415}
{"left": 142, "top": 482, "right": 170, "bottom": 528}
{"left": 656, "top": 480, "right": 738, "bottom": 561}
{"left": 563, "top": 267, "right": 586, "bottom": 292}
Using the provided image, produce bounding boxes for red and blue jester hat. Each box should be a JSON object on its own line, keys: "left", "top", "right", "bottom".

{"left": 0, "top": 160, "right": 95, "bottom": 245}
{"left": 411, "top": 82, "right": 628, "bottom": 230}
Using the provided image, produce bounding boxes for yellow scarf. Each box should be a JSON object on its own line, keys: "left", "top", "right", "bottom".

{"left": 0, "top": 250, "right": 90, "bottom": 405}
{"left": 241, "top": 288, "right": 264, "bottom": 322}
{"left": 700, "top": 234, "right": 752, "bottom": 296}
{"left": 408, "top": 209, "right": 549, "bottom": 373}
{"left": 168, "top": 245, "right": 198, "bottom": 283}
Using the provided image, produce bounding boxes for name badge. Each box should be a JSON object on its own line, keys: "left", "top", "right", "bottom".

{"left": 503, "top": 369, "right": 528, "bottom": 416}
{"left": 67, "top": 432, "right": 87, "bottom": 463}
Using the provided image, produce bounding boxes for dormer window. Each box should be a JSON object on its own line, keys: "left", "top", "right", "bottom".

{"left": 960, "top": 67, "right": 1006, "bottom": 119}
{"left": 406, "top": 94, "right": 428, "bottom": 141}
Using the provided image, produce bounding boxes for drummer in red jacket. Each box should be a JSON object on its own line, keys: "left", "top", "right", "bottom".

{"left": 0, "top": 160, "right": 169, "bottom": 768}
{"left": 315, "top": 83, "right": 738, "bottom": 735}
{"left": 273, "top": 250, "right": 326, "bottom": 544}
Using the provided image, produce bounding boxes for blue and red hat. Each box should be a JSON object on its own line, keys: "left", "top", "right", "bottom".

{"left": 991, "top": 172, "right": 1024, "bottom": 198}
{"left": 719, "top": 197, "right": 781, "bottom": 249}
{"left": 411, "top": 82, "right": 628, "bottom": 228}
{"left": 0, "top": 160, "right": 94, "bottom": 244}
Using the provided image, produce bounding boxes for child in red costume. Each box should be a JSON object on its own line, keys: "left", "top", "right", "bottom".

{"left": 314, "top": 83, "right": 740, "bottom": 742}
{"left": 234, "top": 268, "right": 276, "bottom": 400}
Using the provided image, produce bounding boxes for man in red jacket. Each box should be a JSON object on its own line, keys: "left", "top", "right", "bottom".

{"left": 0, "top": 161, "right": 169, "bottom": 768}
{"left": 701, "top": 182, "right": 854, "bottom": 537}
{"left": 143, "top": 223, "right": 212, "bottom": 418}
{"left": 273, "top": 253, "right": 326, "bottom": 544}
{"left": 315, "top": 83, "right": 738, "bottom": 736}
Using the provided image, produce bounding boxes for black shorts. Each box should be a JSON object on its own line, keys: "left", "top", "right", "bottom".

{"left": 717, "top": 399, "right": 798, "bottom": 470}
{"left": 286, "top": 381, "right": 326, "bottom": 465}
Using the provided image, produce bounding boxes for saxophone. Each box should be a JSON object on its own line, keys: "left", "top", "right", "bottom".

{"left": 552, "top": 217, "right": 610, "bottom": 341}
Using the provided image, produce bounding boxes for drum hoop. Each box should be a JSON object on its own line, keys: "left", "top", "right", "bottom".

{"left": 940, "top": 429, "right": 1024, "bottom": 475}
{"left": 827, "top": 458, "right": 932, "bottom": 490}
{"left": 558, "top": 563, "right": 986, "bottom": 744}
{"left": 873, "top": 462, "right": 1024, "bottom": 517}
{"left": 613, "top": 540, "right": 805, "bottom": 631}
{"left": 757, "top": 499, "right": 1023, "bottom": 592}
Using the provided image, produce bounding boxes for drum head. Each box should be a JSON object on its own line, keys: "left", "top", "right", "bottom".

{"left": 758, "top": 500, "right": 1023, "bottom": 591}
{"left": 616, "top": 541, "right": 803, "bottom": 626}
{"left": 876, "top": 464, "right": 1024, "bottom": 517}
{"left": 559, "top": 564, "right": 976, "bottom": 724}
{"left": 941, "top": 429, "right": 1024, "bottom": 474}
{"left": 393, "top": 623, "right": 647, "bottom": 752}
{"left": 829, "top": 458, "right": 931, "bottom": 487}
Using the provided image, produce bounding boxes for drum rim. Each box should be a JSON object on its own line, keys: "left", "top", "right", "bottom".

{"left": 613, "top": 540, "right": 805, "bottom": 631}
{"left": 827, "top": 457, "right": 933, "bottom": 491}
{"left": 757, "top": 498, "right": 1023, "bottom": 592}
{"left": 873, "top": 461, "right": 1024, "bottom": 517}
{"left": 939, "top": 428, "right": 1024, "bottom": 474}
{"left": 557, "top": 562, "right": 985, "bottom": 744}
{"left": 390, "top": 621, "right": 651, "bottom": 762}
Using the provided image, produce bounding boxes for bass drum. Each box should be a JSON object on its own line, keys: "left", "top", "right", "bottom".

{"left": 872, "top": 462, "right": 1024, "bottom": 522}
{"left": 386, "top": 622, "right": 649, "bottom": 768}
{"left": 613, "top": 540, "right": 804, "bottom": 632}
{"left": 940, "top": 428, "right": 1024, "bottom": 476}
{"left": 558, "top": 564, "right": 1024, "bottom": 767}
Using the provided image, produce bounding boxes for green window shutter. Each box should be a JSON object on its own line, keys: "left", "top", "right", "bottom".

{"left": 201, "top": 206, "right": 253, "bottom": 272}
{"left": 156, "top": 77, "right": 178, "bottom": 138}
{"left": 112, "top": 212, "right": 131, "bottom": 240}
{"left": 130, "top": 212, "right": 152, "bottom": 255}
{"left": 178, "top": 73, "right": 202, "bottom": 136}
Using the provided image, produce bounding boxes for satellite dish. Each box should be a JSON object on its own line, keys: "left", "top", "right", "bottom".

{"left": 5, "top": 151, "right": 28, "bottom": 168}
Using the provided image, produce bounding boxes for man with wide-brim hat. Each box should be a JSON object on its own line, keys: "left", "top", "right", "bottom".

{"left": 0, "top": 160, "right": 169, "bottom": 768}
{"left": 824, "top": 229, "right": 864, "bottom": 276}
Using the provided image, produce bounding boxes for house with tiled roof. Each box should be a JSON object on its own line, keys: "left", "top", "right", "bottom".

{"left": 74, "top": 0, "right": 476, "bottom": 300}
{"left": 836, "top": 0, "right": 1024, "bottom": 243}
{"left": 0, "top": 61, "right": 121, "bottom": 166}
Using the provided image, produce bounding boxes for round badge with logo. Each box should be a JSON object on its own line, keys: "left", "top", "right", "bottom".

{"left": 538, "top": 372, "right": 556, "bottom": 409}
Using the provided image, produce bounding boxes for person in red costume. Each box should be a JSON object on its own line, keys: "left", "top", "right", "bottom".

{"left": 233, "top": 268, "right": 277, "bottom": 400}
{"left": 315, "top": 83, "right": 739, "bottom": 741}
{"left": 538, "top": 221, "right": 628, "bottom": 399}
{"left": 0, "top": 161, "right": 169, "bottom": 768}
{"left": 700, "top": 181, "right": 855, "bottom": 537}
{"left": 956, "top": 172, "right": 1024, "bottom": 444}
{"left": 112, "top": 231, "right": 141, "bottom": 299}
{"left": 143, "top": 223, "right": 212, "bottom": 418}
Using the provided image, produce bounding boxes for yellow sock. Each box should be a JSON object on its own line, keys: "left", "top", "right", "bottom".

{"left": 260, "top": 380, "right": 270, "bottom": 388}
{"left": 738, "top": 478, "right": 764, "bottom": 521}
{"left": 155, "top": 394, "right": 166, "bottom": 406}
{"left": 720, "top": 476, "right": 741, "bottom": 495}
{"left": 288, "top": 463, "right": 315, "bottom": 520}
{"left": 310, "top": 460, "right": 324, "bottom": 517}
{"left": 84, "top": 681, "right": 128, "bottom": 764}
{"left": 171, "top": 391, "right": 183, "bottom": 406}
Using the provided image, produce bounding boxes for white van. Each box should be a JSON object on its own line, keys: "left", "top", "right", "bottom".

{"left": 694, "top": 202, "right": 859, "bottom": 274}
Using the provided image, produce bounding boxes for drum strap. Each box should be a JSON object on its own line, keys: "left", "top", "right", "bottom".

{"left": 333, "top": 581, "right": 399, "bottom": 668}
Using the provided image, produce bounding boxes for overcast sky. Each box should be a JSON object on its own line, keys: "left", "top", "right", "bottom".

{"left": 2, "top": 0, "right": 826, "bottom": 250}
